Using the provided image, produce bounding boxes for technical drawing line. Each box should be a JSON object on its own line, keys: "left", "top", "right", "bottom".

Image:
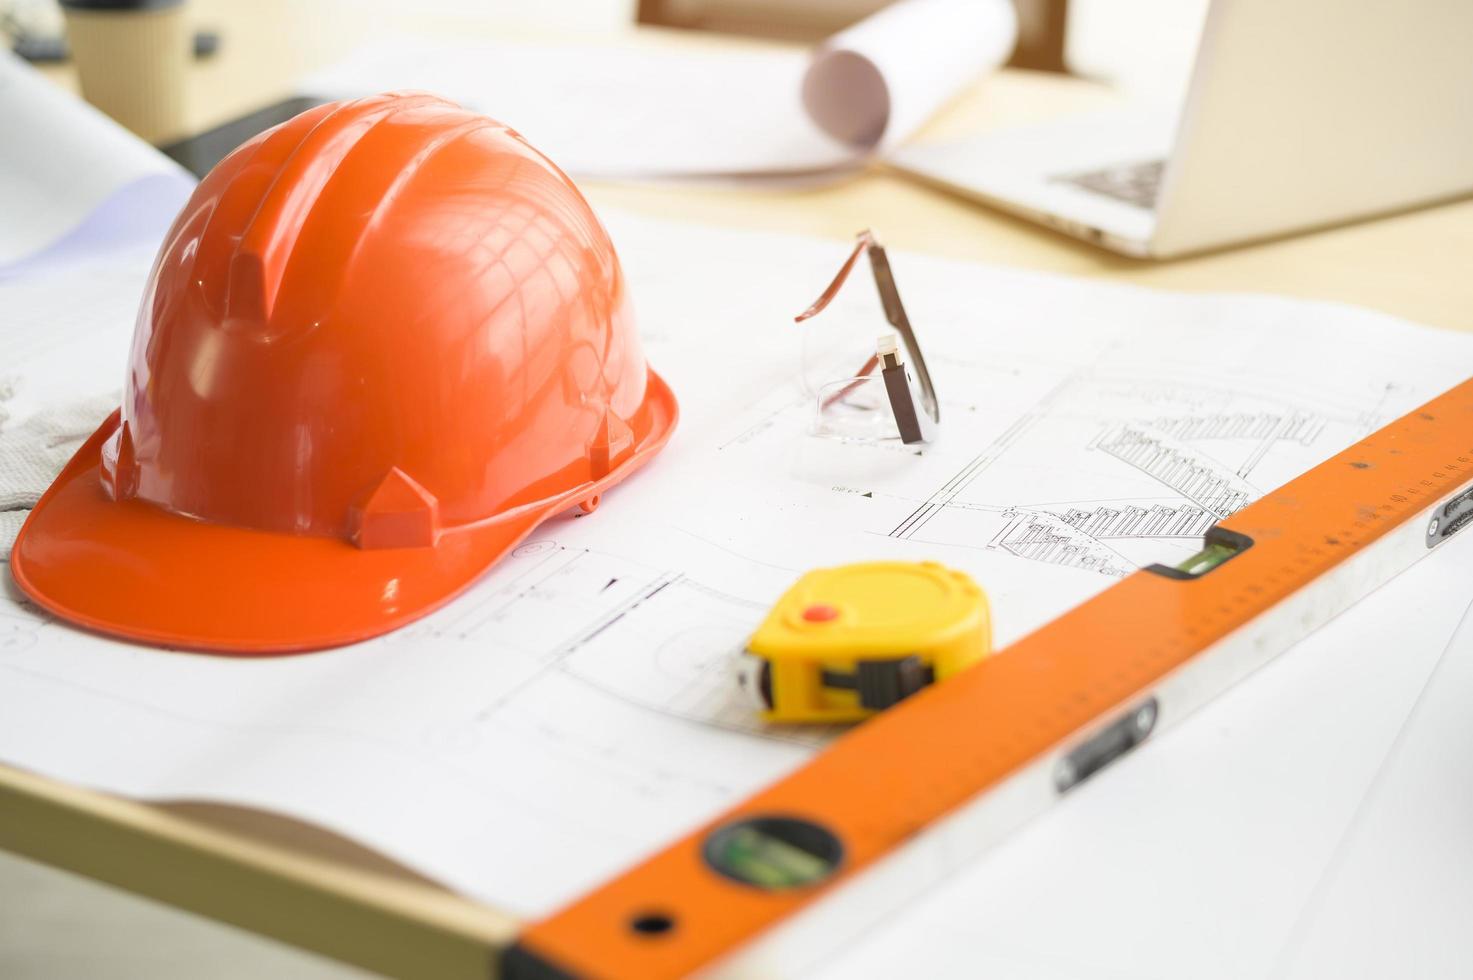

{"left": 554, "top": 655, "right": 839, "bottom": 748}
{"left": 555, "top": 574, "right": 681, "bottom": 659}
{"left": 988, "top": 508, "right": 1135, "bottom": 578}
{"left": 677, "top": 577, "right": 772, "bottom": 611}
{"left": 1149, "top": 410, "right": 1324, "bottom": 445}
{"left": 1013, "top": 494, "right": 1200, "bottom": 509}
{"left": 449, "top": 544, "right": 582, "bottom": 638}
{"left": 673, "top": 526, "right": 802, "bottom": 573}
{"left": 472, "top": 571, "right": 682, "bottom": 719}
{"left": 717, "top": 392, "right": 805, "bottom": 451}
{"left": 1268, "top": 592, "right": 1473, "bottom": 980}
{"left": 1354, "top": 381, "right": 1397, "bottom": 435}
{"left": 1075, "top": 369, "right": 1386, "bottom": 425}
{"left": 890, "top": 409, "right": 1037, "bottom": 539}
{"left": 1237, "top": 414, "right": 1295, "bottom": 479}
{"left": 1092, "top": 423, "right": 1259, "bottom": 518}
{"left": 1059, "top": 501, "right": 1214, "bottom": 539}
{"left": 891, "top": 371, "right": 1086, "bottom": 540}
{"left": 1137, "top": 410, "right": 1327, "bottom": 481}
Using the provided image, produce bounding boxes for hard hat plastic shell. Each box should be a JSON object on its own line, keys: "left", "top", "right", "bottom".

{"left": 10, "top": 94, "right": 678, "bottom": 653}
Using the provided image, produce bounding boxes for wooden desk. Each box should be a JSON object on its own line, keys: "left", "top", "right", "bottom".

{"left": 7, "top": 4, "right": 1472, "bottom": 978}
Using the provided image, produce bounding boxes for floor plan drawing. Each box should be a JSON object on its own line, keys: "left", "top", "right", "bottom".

{"left": 989, "top": 507, "right": 1141, "bottom": 578}
{"left": 877, "top": 362, "right": 1405, "bottom": 577}
{"left": 4, "top": 211, "right": 1472, "bottom": 918}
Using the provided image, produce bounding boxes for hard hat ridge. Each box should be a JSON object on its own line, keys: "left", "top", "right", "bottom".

{"left": 201, "top": 93, "right": 478, "bottom": 327}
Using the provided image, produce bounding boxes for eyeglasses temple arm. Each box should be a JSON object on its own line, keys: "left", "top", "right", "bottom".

{"left": 867, "top": 242, "right": 940, "bottom": 424}
{"left": 794, "top": 230, "right": 876, "bottom": 323}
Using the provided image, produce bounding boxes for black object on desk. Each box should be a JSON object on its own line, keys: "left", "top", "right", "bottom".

{"left": 160, "top": 95, "right": 327, "bottom": 177}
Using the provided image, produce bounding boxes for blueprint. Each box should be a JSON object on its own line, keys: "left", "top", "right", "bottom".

{"left": 3, "top": 209, "right": 1473, "bottom": 921}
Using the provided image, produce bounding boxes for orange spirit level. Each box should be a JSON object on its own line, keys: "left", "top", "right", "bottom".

{"left": 504, "top": 378, "right": 1473, "bottom": 980}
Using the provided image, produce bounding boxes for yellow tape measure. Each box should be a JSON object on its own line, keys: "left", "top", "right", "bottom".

{"left": 737, "top": 561, "right": 991, "bottom": 723}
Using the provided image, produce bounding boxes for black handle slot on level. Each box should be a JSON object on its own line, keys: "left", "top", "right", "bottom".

{"left": 1429, "top": 486, "right": 1473, "bottom": 548}
{"left": 1055, "top": 698, "right": 1159, "bottom": 794}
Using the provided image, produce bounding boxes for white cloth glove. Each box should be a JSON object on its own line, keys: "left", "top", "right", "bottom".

{"left": 0, "top": 388, "right": 118, "bottom": 559}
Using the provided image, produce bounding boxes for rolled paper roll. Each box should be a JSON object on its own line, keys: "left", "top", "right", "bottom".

{"left": 803, "top": 0, "right": 1018, "bottom": 153}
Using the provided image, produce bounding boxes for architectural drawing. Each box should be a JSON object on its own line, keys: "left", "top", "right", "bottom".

{"left": 397, "top": 539, "right": 822, "bottom": 742}
{"left": 989, "top": 507, "right": 1136, "bottom": 578}
{"left": 559, "top": 575, "right": 837, "bottom": 746}
{"left": 4, "top": 211, "right": 1472, "bottom": 919}
{"left": 1090, "top": 423, "right": 1258, "bottom": 518}
{"left": 886, "top": 370, "right": 1389, "bottom": 579}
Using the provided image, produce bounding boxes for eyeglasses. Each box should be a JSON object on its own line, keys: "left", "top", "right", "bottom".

{"left": 795, "top": 230, "right": 939, "bottom": 445}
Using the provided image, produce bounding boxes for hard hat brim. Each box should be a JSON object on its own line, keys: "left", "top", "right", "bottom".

{"left": 10, "top": 372, "right": 677, "bottom": 654}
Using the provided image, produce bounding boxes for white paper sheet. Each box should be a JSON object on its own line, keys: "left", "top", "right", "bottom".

{"left": 0, "top": 240, "right": 155, "bottom": 422}
{"left": 0, "top": 51, "right": 192, "bottom": 267}
{"left": 1274, "top": 595, "right": 1473, "bottom": 980}
{"left": 803, "top": 0, "right": 1016, "bottom": 153}
{"left": 301, "top": 0, "right": 1016, "bottom": 179}
{"left": 2, "top": 211, "right": 1472, "bottom": 927}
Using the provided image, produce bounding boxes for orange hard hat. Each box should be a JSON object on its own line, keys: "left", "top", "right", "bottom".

{"left": 11, "top": 93, "right": 677, "bottom": 653}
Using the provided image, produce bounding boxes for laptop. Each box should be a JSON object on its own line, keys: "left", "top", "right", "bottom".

{"left": 890, "top": 0, "right": 1473, "bottom": 258}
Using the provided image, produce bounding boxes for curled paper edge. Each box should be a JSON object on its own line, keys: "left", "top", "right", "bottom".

{"left": 802, "top": 0, "right": 1019, "bottom": 154}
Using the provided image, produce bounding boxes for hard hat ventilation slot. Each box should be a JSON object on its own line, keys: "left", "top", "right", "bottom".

{"left": 349, "top": 467, "right": 441, "bottom": 550}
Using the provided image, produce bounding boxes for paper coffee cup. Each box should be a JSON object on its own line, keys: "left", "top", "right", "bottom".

{"left": 60, "top": 0, "right": 190, "bottom": 145}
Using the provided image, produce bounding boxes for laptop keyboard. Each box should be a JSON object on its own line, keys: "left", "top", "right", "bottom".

{"left": 1054, "top": 159, "right": 1165, "bottom": 210}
